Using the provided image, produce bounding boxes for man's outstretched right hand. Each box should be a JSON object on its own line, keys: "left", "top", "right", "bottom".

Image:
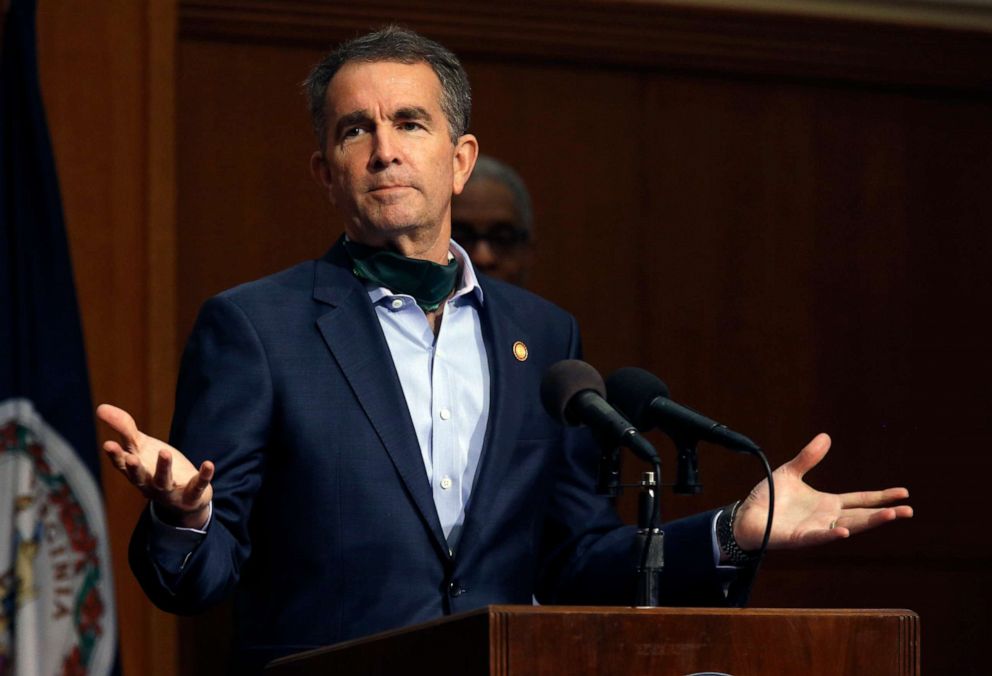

{"left": 97, "top": 403, "right": 214, "bottom": 529}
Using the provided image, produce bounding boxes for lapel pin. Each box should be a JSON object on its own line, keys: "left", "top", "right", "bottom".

{"left": 512, "top": 341, "right": 528, "bottom": 362}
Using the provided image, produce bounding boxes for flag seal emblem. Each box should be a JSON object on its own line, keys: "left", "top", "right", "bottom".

{"left": 0, "top": 399, "right": 116, "bottom": 675}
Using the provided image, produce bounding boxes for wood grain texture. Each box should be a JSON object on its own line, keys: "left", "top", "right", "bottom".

{"left": 267, "top": 605, "right": 920, "bottom": 675}
{"left": 178, "top": 0, "right": 992, "bottom": 92}
{"left": 37, "top": 2, "right": 179, "bottom": 675}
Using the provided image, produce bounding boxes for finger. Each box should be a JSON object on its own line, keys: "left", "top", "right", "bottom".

{"left": 184, "top": 461, "right": 215, "bottom": 503}
{"left": 779, "top": 433, "right": 831, "bottom": 478}
{"left": 153, "top": 449, "right": 173, "bottom": 491}
{"left": 103, "top": 443, "right": 129, "bottom": 473}
{"left": 96, "top": 404, "right": 141, "bottom": 447}
{"left": 792, "top": 524, "right": 850, "bottom": 548}
{"left": 839, "top": 506, "right": 914, "bottom": 535}
{"left": 838, "top": 487, "right": 910, "bottom": 509}
{"left": 123, "top": 453, "right": 149, "bottom": 488}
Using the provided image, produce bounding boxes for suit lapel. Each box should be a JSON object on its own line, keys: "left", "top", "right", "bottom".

{"left": 313, "top": 243, "right": 448, "bottom": 554}
{"left": 457, "top": 283, "right": 529, "bottom": 553}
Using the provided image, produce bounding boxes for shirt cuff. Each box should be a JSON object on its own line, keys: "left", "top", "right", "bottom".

{"left": 148, "top": 501, "right": 212, "bottom": 575}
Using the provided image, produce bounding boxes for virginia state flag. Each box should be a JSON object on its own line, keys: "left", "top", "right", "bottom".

{"left": 0, "top": 0, "right": 118, "bottom": 673}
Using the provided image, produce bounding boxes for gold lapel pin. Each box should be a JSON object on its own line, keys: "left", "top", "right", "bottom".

{"left": 512, "top": 341, "right": 528, "bottom": 362}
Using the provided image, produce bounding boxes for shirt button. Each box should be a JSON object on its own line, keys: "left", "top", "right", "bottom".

{"left": 439, "top": 408, "right": 451, "bottom": 420}
{"left": 390, "top": 298, "right": 403, "bottom": 310}
{"left": 440, "top": 475, "right": 452, "bottom": 490}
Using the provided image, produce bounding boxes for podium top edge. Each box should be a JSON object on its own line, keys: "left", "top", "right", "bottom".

{"left": 482, "top": 605, "right": 918, "bottom": 618}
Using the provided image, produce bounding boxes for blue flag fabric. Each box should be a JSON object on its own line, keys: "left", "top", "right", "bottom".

{"left": 1, "top": 0, "right": 119, "bottom": 673}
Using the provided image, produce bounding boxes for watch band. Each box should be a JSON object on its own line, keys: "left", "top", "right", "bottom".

{"left": 717, "top": 500, "right": 759, "bottom": 566}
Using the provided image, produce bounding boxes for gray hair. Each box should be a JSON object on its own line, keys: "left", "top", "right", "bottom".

{"left": 303, "top": 25, "right": 472, "bottom": 150}
{"left": 469, "top": 154, "right": 534, "bottom": 234}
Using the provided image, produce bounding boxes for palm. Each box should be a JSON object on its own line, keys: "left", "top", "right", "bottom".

{"left": 734, "top": 433, "right": 912, "bottom": 551}
{"left": 97, "top": 404, "right": 214, "bottom": 523}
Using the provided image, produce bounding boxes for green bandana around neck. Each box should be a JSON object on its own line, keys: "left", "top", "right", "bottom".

{"left": 344, "top": 240, "right": 461, "bottom": 312}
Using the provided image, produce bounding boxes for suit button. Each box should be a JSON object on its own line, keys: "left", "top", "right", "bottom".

{"left": 448, "top": 581, "right": 466, "bottom": 597}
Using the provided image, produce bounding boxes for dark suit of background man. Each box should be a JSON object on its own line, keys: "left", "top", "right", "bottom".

{"left": 96, "top": 26, "right": 912, "bottom": 672}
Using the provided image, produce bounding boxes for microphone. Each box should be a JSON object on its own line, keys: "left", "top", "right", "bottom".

{"left": 540, "top": 360, "right": 659, "bottom": 463}
{"left": 605, "top": 367, "right": 760, "bottom": 454}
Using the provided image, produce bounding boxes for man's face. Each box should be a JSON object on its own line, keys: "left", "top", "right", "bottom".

{"left": 311, "top": 60, "right": 477, "bottom": 252}
{"left": 451, "top": 177, "right": 533, "bottom": 285}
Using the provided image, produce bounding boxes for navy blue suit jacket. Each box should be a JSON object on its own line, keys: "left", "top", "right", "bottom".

{"left": 130, "top": 241, "right": 741, "bottom": 669}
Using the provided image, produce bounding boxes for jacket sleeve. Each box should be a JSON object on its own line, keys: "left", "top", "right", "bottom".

{"left": 129, "top": 294, "right": 273, "bottom": 614}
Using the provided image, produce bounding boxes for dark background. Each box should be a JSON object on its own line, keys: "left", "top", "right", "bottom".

{"left": 36, "top": 1, "right": 992, "bottom": 673}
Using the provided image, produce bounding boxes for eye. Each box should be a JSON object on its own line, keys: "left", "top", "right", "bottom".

{"left": 400, "top": 121, "right": 424, "bottom": 132}
{"left": 342, "top": 127, "right": 367, "bottom": 140}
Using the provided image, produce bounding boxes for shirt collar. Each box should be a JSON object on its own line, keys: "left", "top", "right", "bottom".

{"left": 361, "top": 237, "right": 485, "bottom": 307}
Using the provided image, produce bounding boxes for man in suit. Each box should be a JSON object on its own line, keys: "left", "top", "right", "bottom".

{"left": 97, "top": 26, "right": 912, "bottom": 670}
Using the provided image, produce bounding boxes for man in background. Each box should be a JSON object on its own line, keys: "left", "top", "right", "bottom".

{"left": 451, "top": 154, "right": 534, "bottom": 286}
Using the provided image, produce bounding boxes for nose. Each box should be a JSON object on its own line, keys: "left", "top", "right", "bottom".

{"left": 369, "top": 128, "right": 401, "bottom": 170}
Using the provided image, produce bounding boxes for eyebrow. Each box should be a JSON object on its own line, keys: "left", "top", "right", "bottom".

{"left": 392, "top": 106, "right": 433, "bottom": 124}
{"left": 333, "top": 106, "right": 435, "bottom": 140}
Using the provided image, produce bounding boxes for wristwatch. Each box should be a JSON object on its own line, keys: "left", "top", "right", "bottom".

{"left": 717, "top": 500, "right": 760, "bottom": 566}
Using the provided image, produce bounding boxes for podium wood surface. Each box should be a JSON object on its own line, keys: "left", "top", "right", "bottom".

{"left": 266, "top": 605, "right": 918, "bottom": 675}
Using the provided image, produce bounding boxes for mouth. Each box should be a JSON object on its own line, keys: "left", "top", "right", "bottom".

{"left": 368, "top": 184, "right": 412, "bottom": 194}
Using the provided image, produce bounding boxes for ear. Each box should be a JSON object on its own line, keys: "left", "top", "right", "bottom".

{"left": 451, "top": 134, "right": 479, "bottom": 196}
{"left": 309, "top": 150, "right": 336, "bottom": 204}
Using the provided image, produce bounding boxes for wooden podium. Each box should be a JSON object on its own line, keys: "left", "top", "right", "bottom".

{"left": 266, "top": 605, "right": 919, "bottom": 675}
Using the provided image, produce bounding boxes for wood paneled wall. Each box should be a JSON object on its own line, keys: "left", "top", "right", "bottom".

{"left": 38, "top": 0, "right": 992, "bottom": 673}
{"left": 36, "top": 2, "right": 178, "bottom": 675}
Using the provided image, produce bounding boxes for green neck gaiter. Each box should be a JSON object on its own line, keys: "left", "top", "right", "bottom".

{"left": 344, "top": 240, "right": 461, "bottom": 312}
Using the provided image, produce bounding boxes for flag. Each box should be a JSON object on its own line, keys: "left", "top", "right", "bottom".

{"left": 0, "top": 0, "right": 118, "bottom": 673}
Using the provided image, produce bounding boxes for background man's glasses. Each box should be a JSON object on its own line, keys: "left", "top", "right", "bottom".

{"left": 452, "top": 222, "right": 530, "bottom": 254}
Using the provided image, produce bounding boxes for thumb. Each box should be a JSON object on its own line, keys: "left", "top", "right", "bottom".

{"left": 780, "top": 433, "right": 831, "bottom": 479}
{"left": 96, "top": 404, "right": 141, "bottom": 445}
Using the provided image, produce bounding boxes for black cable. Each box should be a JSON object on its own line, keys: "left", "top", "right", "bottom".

{"left": 750, "top": 448, "right": 775, "bottom": 573}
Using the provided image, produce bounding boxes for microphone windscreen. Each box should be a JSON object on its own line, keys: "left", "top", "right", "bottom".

{"left": 540, "top": 359, "right": 606, "bottom": 426}
{"left": 605, "top": 367, "right": 671, "bottom": 431}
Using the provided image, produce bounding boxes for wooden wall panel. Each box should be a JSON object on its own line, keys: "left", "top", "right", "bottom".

{"left": 633, "top": 73, "right": 992, "bottom": 675}
{"left": 37, "top": 2, "right": 178, "bottom": 676}
{"left": 466, "top": 62, "right": 646, "bottom": 373}
{"left": 175, "top": 37, "right": 992, "bottom": 674}
{"left": 175, "top": 40, "right": 330, "bottom": 339}
{"left": 31, "top": 0, "right": 991, "bottom": 673}
{"left": 171, "top": 3, "right": 992, "bottom": 675}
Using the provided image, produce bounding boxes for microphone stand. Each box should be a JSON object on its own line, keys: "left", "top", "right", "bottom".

{"left": 672, "top": 436, "right": 702, "bottom": 495}
{"left": 590, "top": 433, "right": 664, "bottom": 605}
{"left": 597, "top": 445, "right": 622, "bottom": 499}
{"left": 635, "top": 469, "right": 664, "bottom": 607}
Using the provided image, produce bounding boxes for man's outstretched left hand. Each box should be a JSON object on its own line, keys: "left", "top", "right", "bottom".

{"left": 733, "top": 433, "right": 913, "bottom": 552}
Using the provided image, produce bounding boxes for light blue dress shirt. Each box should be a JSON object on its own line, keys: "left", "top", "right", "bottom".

{"left": 364, "top": 240, "right": 489, "bottom": 551}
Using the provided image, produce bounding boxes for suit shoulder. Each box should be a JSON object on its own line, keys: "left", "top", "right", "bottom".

{"left": 207, "top": 259, "right": 318, "bottom": 310}
{"left": 479, "top": 276, "right": 575, "bottom": 327}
